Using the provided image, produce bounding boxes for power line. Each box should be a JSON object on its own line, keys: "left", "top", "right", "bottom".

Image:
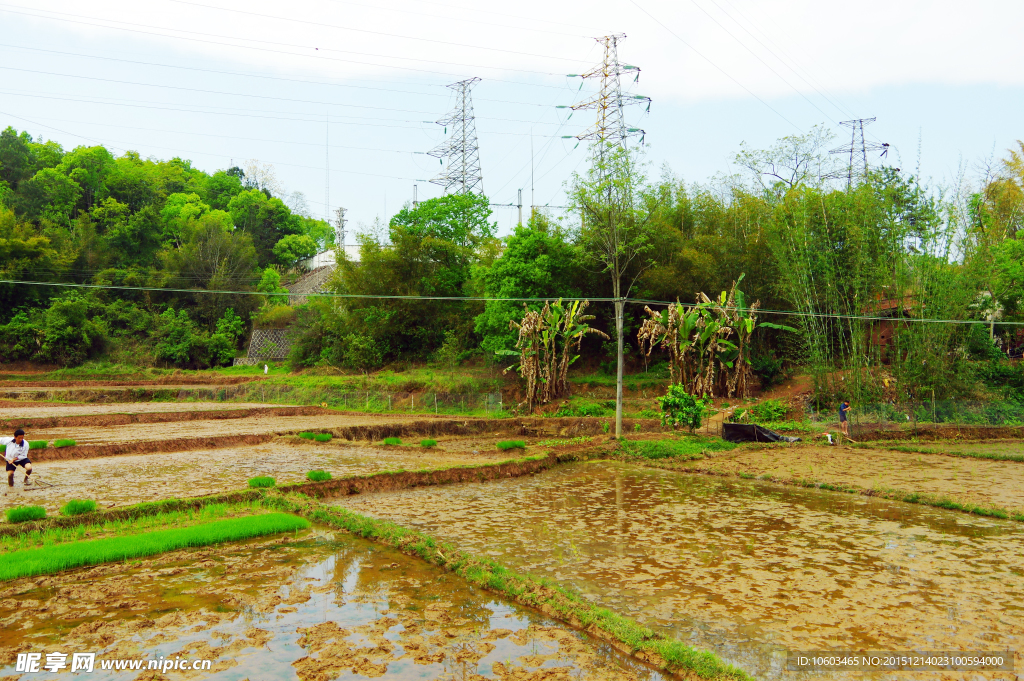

{"left": 0, "top": 43, "right": 556, "bottom": 108}
{"left": 0, "top": 4, "right": 573, "bottom": 86}
{"left": 0, "top": 278, "right": 1015, "bottom": 326}
{"left": 168, "top": 0, "right": 592, "bottom": 65}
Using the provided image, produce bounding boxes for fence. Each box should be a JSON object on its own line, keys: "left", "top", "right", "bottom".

{"left": 173, "top": 384, "right": 506, "bottom": 415}
{"left": 808, "top": 399, "right": 1024, "bottom": 429}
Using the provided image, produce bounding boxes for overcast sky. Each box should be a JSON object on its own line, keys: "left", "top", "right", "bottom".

{"left": 2, "top": 0, "right": 1022, "bottom": 235}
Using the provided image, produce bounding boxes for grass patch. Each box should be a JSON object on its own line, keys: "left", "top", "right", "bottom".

{"left": 313, "top": 433, "right": 332, "bottom": 443}
{"left": 306, "top": 470, "right": 332, "bottom": 482}
{"left": 6, "top": 506, "right": 46, "bottom": 523}
{"left": 266, "top": 494, "right": 749, "bottom": 681}
{"left": 248, "top": 476, "right": 276, "bottom": 488}
{"left": 60, "top": 500, "right": 97, "bottom": 517}
{"left": 0, "top": 513, "right": 309, "bottom": 581}
{"left": 27, "top": 440, "right": 47, "bottom": 450}
{"left": 496, "top": 440, "right": 526, "bottom": 451}
{"left": 620, "top": 437, "right": 735, "bottom": 460}
{"left": 420, "top": 439, "right": 437, "bottom": 448}
{"left": 298, "top": 432, "right": 315, "bottom": 440}
{"left": 537, "top": 436, "right": 592, "bottom": 447}
{"left": 0, "top": 502, "right": 256, "bottom": 553}
{"left": 53, "top": 439, "right": 76, "bottom": 448}
{"left": 383, "top": 437, "right": 402, "bottom": 446}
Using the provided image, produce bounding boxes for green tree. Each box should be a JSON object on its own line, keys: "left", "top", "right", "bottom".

{"left": 272, "top": 233, "right": 318, "bottom": 266}
{"left": 228, "top": 189, "right": 301, "bottom": 266}
{"left": 569, "top": 143, "right": 658, "bottom": 437}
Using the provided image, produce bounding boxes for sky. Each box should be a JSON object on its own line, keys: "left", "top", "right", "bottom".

{"left": 1, "top": 0, "right": 1022, "bottom": 237}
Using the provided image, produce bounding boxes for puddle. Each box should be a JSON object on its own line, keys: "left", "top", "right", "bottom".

{"left": 0, "top": 528, "right": 661, "bottom": 680}
{"left": 6, "top": 442, "right": 513, "bottom": 515}
{"left": 333, "top": 461, "right": 1024, "bottom": 679}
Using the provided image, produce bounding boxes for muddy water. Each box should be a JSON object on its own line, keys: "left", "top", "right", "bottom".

{"left": 334, "top": 461, "right": 1024, "bottom": 680}
{"left": 679, "top": 443, "right": 1024, "bottom": 514}
{"left": 4, "top": 442, "right": 511, "bottom": 515}
{"left": 0, "top": 528, "right": 660, "bottom": 681}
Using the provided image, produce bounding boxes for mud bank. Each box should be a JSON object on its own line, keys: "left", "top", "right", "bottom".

{"left": 0, "top": 375, "right": 261, "bottom": 387}
{"left": 854, "top": 424, "right": 1024, "bottom": 441}
{"left": 325, "top": 416, "right": 662, "bottom": 441}
{"left": 0, "top": 404, "right": 333, "bottom": 430}
{"left": 27, "top": 433, "right": 275, "bottom": 462}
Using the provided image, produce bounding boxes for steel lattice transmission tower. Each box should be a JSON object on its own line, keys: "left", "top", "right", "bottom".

{"left": 568, "top": 34, "right": 650, "bottom": 148}
{"left": 829, "top": 117, "right": 889, "bottom": 188}
{"left": 428, "top": 77, "right": 484, "bottom": 194}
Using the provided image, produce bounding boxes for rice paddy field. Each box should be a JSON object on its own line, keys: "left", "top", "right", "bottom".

{"left": 0, "top": 385, "right": 1023, "bottom": 680}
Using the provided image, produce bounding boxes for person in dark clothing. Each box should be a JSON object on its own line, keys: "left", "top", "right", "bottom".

{"left": 839, "top": 400, "right": 851, "bottom": 438}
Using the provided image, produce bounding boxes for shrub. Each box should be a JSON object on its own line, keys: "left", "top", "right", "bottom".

{"left": 750, "top": 398, "right": 788, "bottom": 422}
{"left": 60, "top": 499, "right": 97, "bottom": 516}
{"left": 750, "top": 353, "right": 787, "bottom": 389}
{"left": 383, "top": 437, "right": 402, "bottom": 446}
{"left": 247, "top": 476, "right": 275, "bottom": 488}
{"left": 313, "top": 433, "right": 332, "bottom": 443}
{"left": 253, "top": 304, "right": 296, "bottom": 329}
{"left": 53, "top": 439, "right": 76, "bottom": 448}
{"left": 28, "top": 440, "right": 48, "bottom": 450}
{"left": 553, "top": 401, "right": 610, "bottom": 417}
{"left": 659, "top": 385, "right": 710, "bottom": 432}
{"left": 6, "top": 505, "right": 46, "bottom": 523}
{"left": 497, "top": 440, "right": 526, "bottom": 451}
{"left": 306, "top": 470, "right": 331, "bottom": 482}
{"left": 298, "top": 432, "right": 314, "bottom": 440}
{"left": 420, "top": 439, "right": 437, "bottom": 448}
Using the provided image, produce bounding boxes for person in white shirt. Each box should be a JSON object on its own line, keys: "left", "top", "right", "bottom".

{"left": 3, "top": 428, "right": 33, "bottom": 490}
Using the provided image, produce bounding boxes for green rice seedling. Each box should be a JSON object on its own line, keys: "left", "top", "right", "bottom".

{"left": 247, "top": 476, "right": 276, "bottom": 488}
{"left": 306, "top": 470, "right": 332, "bottom": 482}
{"left": 620, "top": 438, "right": 735, "bottom": 460}
{"left": 27, "top": 440, "right": 48, "bottom": 450}
{"left": 383, "top": 437, "right": 402, "bottom": 446}
{"left": 420, "top": 439, "right": 437, "bottom": 448}
{"left": 298, "top": 432, "right": 315, "bottom": 440}
{"left": 313, "top": 433, "right": 332, "bottom": 442}
{"left": 496, "top": 440, "right": 526, "bottom": 451}
{"left": 60, "top": 500, "right": 97, "bottom": 517}
{"left": 53, "top": 439, "right": 76, "bottom": 448}
{"left": 0, "top": 513, "right": 310, "bottom": 581}
{"left": 6, "top": 506, "right": 46, "bottom": 523}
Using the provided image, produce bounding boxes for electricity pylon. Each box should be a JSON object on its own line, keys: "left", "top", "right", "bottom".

{"left": 428, "top": 77, "right": 483, "bottom": 194}
{"left": 566, "top": 34, "right": 650, "bottom": 148}
{"left": 333, "top": 206, "right": 347, "bottom": 247}
{"left": 829, "top": 117, "right": 889, "bottom": 188}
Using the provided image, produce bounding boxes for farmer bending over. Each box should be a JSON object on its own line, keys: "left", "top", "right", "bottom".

{"left": 3, "top": 428, "right": 32, "bottom": 490}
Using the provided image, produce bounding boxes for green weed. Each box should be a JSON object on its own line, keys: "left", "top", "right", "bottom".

{"left": 298, "top": 432, "right": 315, "bottom": 440}
{"left": 53, "top": 439, "right": 76, "bottom": 448}
{"left": 247, "top": 476, "right": 275, "bottom": 488}
{"left": 496, "top": 440, "right": 526, "bottom": 451}
{"left": 0, "top": 513, "right": 309, "bottom": 581}
{"left": 6, "top": 506, "right": 46, "bottom": 523}
{"left": 383, "top": 437, "right": 402, "bottom": 446}
{"left": 420, "top": 439, "right": 438, "bottom": 448}
{"left": 749, "top": 399, "right": 788, "bottom": 421}
{"left": 313, "top": 433, "right": 332, "bottom": 443}
{"left": 60, "top": 500, "right": 97, "bottom": 517}
{"left": 306, "top": 470, "right": 332, "bottom": 482}
{"left": 620, "top": 438, "right": 736, "bottom": 460}
{"left": 536, "top": 436, "right": 592, "bottom": 447}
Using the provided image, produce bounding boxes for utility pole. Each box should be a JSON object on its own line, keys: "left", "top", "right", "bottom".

{"left": 518, "top": 188, "right": 523, "bottom": 227}
{"left": 566, "top": 33, "right": 650, "bottom": 441}
{"left": 829, "top": 118, "right": 889, "bottom": 189}
{"left": 333, "top": 207, "right": 347, "bottom": 249}
{"left": 428, "top": 77, "right": 484, "bottom": 194}
{"left": 413, "top": 184, "right": 418, "bottom": 210}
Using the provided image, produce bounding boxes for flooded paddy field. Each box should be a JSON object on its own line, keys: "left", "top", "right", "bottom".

{"left": 0, "top": 527, "right": 659, "bottom": 681}
{"left": 334, "top": 461, "right": 1024, "bottom": 679}
{"left": 5, "top": 440, "right": 519, "bottom": 516}
{"left": 670, "top": 443, "right": 1024, "bottom": 514}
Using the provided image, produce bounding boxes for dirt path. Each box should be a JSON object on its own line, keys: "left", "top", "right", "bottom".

{"left": 665, "top": 442, "right": 1024, "bottom": 514}
{"left": 0, "top": 402, "right": 283, "bottom": 419}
